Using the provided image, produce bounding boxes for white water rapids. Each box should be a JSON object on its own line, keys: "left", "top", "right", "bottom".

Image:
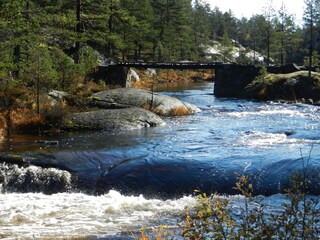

{"left": 0, "top": 191, "right": 195, "bottom": 239}
{"left": 1, "top": 191, "right": 318, "bottom": 239}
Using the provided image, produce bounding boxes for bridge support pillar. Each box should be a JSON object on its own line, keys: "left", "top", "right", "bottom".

{"left": 214, "top": 64, "right": 261, "bottom": 98}
{"left": 90, "top": 66, "right": 129, "bottom": 87}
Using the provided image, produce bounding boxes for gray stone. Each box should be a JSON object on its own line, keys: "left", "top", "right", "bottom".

{"left": 144, "top": 68, "right": 157, "bottom": 77}
{"left": 48, "top": 90, "right": 69, "bottom": 100}
{"left": 63, "top": 107, "right": 165, "bottom": 131}
{"left": 93, "top": 88, "right": 200, "bottom": 116}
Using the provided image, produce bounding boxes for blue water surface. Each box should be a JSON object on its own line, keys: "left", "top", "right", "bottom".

{"left": 1, "top": 82, "right": 319, "bottom": 197}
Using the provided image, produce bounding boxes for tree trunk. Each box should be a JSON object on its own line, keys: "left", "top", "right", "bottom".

{"left": 4, "top": 110, "right": 12, "bottom": 136}
{"left": 36, "top": 77, "right": 40, "bottom": 116}
{"left": 309, "top": 4, "right": 313, "bottom": 78}
{"left": 13, "top": 45, "right": 20, "bottom": 80}
{"left": 107, "top": 0, "right": 113, "bottom": 57}
{"left": 75, "top": 0, "right": 81, "bottom": 64}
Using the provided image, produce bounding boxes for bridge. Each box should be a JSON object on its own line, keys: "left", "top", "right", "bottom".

{"left": 91, "top": 61, "right": 225, "bottom": 87}
{"left": 91, "top": 61, "right": 308, "bottom": 96}
{"left": 114, "top": 61, "right": 224, "bottom": 70}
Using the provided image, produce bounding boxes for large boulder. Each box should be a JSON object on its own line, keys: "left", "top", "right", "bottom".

{"left": 63, "top": 107, "right": 165, "bottom": 131}
{"left": 92, "top": 88, "right": 200, "bottom": 116}
{"left": 267, "top": 63, "right": 302, "bottom": 74}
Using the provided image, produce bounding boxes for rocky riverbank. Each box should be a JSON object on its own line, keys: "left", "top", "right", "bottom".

{"left": 243, "top": 71, "right": 320, "bottom": 104}
{"left": 0, "top": 69, "right": 206, "bottom": 140}
{"left": 214, "top": 64, "right": 320, "bottom": 104}
{"left": 61, "top": 88, "right": 200, "bottom": 131}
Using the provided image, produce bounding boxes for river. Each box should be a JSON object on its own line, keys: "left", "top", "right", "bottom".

{"left": 0, "top": 82, "right": 319, "bottom": 239}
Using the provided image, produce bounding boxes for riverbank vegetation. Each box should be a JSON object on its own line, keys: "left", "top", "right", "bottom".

{"left": 136, "top": 172, "right": 320, "bottom": 239}
{"left": 0, "top": 0, "right": 320, "bottom": 138}
{"left": 244, "top": 70, "right": 320, "bottom": 103}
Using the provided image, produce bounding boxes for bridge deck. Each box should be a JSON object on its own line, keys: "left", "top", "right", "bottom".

{"left": 113, "top": 62, "right": 223, "bottom": 69}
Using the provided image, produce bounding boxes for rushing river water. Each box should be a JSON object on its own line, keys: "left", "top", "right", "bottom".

{"left": 0, "top": 82, "right": 319, "bottom": 239}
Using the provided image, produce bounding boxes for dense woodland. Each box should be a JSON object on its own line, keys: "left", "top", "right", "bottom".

{"left": 1, "top": 0, "right": 320, "bottom": 81}
{"left": 0, "top": 0, "right": 319, "bottom": 135}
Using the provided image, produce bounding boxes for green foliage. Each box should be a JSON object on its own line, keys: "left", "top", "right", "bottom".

{"left": 304, "top": 51, "right": 320, "bottom": 67}
{"left": 179, "top": 174, "right": 320, "bottom": 239}
{"left": 181, "top": 193, "right": 236, "bottom": 239}
{"left": 0, "top": 78, "right": 25, "bottom": 111}
{"left": 220, "top": 32, "right": 234, "bottom": 62}
{"left": 179, "top": 147, "right": 320, "bottom": 239}
{"left": 50, "top": 47, "right": 82, "bottom": 90}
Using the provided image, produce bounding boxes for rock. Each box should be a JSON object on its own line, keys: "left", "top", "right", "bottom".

{"left": 128, "top": 68, "right": 140, "bottom": 81}
{"left": 92, "top": 88, "right": 200, "bottom": 116}
{"left": 126, "top": 68, "right": 140, "bottom": 87}
{"left": 267, "top": 63, "right": 302, "bottom": 74}
{"left": 63, "top": 107, "right": 165, "bottom": 131}
{"left": 144, "top": 68, "right": 157, "bottom": 77}
{"left": 48, "top": 90, "right": 69, "bottom": 100}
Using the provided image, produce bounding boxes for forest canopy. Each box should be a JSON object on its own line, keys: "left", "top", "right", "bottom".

{"left": 0, "top": 0, "right": 319, "bottom": 68}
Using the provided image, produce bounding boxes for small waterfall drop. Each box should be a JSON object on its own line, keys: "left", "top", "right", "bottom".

{"left": 0, "top": 163, "right": 74, "bottom": 194}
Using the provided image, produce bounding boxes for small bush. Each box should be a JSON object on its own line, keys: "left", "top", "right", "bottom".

{"left": 41, "top": 103, "right": 68, "bottom": 130}
{"left": 179, "top": 173, "right": 320, "bottom": 239}
{"left": 136, "top": 167, "right": 320, "bottom": 239}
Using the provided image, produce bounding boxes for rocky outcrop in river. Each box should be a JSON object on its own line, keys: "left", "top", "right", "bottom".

{"left": 244, "top": 71, "right": 320, "bottom": 103}
{"left": 63, "top": 107, "right": 165, "bottom": 131}
{"left": 214, "top": 64, "right": 320, "bottom": 103}
{"left": 57, "top": 88, "right": 200, "bottom": 131}
{"left": 92, "top": 88, "right": 200, "bottom": 116}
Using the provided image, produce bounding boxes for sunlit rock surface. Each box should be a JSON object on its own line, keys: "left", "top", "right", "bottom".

{"left": 93, "top": 88, "right": 200, "bottom": 116}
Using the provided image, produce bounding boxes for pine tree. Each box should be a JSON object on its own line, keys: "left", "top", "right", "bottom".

{"left": 192, "top": 0, "right": 211, "bottom": 60}
{"left": 220, "top": 32, "right": 233, "bottom": 62}
{"left": 272, "top": 3, "right": 296, "bottom": 65}
{"left": 0, "top": 0, "right": 29, "bottom": 79}
{"left": 262, "top": 0, "right": 275, "bottom": 66}
{"left": 304, "top": 0, "right": 320, "bottom": 75}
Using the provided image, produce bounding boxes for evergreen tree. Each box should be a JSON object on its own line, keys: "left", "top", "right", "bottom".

{"left": 247, "top": 15, "right": 269, "bottom": 62}
{"left": 120, "top": 0, "right": 155, "bottom": 60}
{"left": 272, "top": 3, "right": 296, "bottom": 65}
{"left": 192, "top": 0, "right": 211, "bottom": 60}
{"left": 220, "top": 32, "right": 233, "bottom": 62}
{"left": 262, "top": 0, "right": 275, "bottom": 66}
{"left": 0, "top": 0, "right": 30, "bottom": 79}
{"left": 304, "top": 0, "right": 320, "bottom": 75}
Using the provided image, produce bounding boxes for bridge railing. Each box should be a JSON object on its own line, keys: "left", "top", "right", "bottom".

{"left": 111, "top": 61, "right": 224, "bottom": 69}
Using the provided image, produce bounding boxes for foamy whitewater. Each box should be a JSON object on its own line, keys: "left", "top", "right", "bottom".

{"left": 1, "top": 191, "right": 318, "bottom": 239}
{"left": 0, "top": 191, "right": 195, "bottom": 239}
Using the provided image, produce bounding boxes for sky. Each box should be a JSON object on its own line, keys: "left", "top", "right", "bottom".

{"left": 206, "top": 0, "right": 305, "bottom": 24}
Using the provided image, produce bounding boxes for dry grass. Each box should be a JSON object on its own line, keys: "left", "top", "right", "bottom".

{"left": 11, "top": 108, "right": 43, "bottom": 131}
{"left": 74, "top": 81, "right": 108, "bottom": 96}
{"left": 170, "top": 106, "right": 190, "bottom": 116}
{"left": 141, "top": 103, "right": 165, "bottom": 116}
{"left": 0, "top": 115, "right": 6, "bottom": 141}
{"left": 132, "top": 69, "right": 214, "bottom": 90}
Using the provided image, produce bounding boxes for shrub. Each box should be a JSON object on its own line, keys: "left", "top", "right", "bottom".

{"left": 41, "top": 102, "right": 68, "bottom": 130}
{"left": 136, "top": 159, "right": 320, "bottom": 239}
